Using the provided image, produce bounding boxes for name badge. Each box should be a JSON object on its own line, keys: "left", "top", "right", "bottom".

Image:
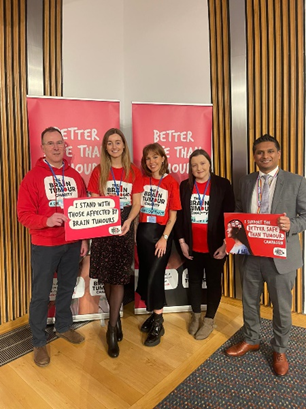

{"left": 147, "top": 216, "right": 156, "bottom": 223}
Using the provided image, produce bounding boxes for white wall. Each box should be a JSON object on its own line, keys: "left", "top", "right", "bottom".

{"left": 63, "top": 0, "right": 124, "bottom": 100}
{"left": 63, "top": 0, "right": 211, "bottom": 151}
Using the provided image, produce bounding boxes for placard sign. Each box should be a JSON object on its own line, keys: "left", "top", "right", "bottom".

{"left": 224, "top": 212, "right": 286, "bottom": 259}
{"left": 64, "top": 196, "right": 121, "bottom": 241}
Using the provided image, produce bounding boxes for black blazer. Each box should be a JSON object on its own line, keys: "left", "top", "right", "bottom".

{"left": 175, "top": 173, "right": 235, "bottom": 257}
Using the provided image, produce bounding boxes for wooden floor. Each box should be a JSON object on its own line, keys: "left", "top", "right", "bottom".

{"left": 1, "top": 297, "right": 306, "bottom": 409}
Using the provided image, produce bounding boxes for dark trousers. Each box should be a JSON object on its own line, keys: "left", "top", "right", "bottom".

{"left": 30, "top": 242, "right": 81, "bottom": 347}
{"left": 187, "top": 252, "right": 224, "bottom": 318}
{"left": 241, "top": 255, "right": 296, "bottom": 353}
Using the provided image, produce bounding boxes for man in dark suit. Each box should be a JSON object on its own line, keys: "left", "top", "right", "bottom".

{"left": 225, "top": 134, "right": 306, "bottom": 376}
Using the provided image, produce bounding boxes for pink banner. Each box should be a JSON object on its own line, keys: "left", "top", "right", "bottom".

{"left": 132, "top": 103, "right": 212, "bottom": 312}
{"left": 27, "top": 97, "right": 120, "bottom": 185}
{"left": 132, "top": 103, "right": 212, "bottom": 183}
{"left": 27, "top": 97, "right": 120, "bottom": 323}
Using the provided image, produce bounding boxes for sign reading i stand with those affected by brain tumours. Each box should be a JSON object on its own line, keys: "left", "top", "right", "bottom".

{"left": 64, "top": 196, "right": 122, "bottom": 241}
{"left": 224, "top": 213, "right": 287, "bottom": 258}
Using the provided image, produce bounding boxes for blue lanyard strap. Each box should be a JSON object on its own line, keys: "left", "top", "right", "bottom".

{"left": 110, "top": 167, "right": 124, "bottom": 196}
{"left": 194, "top": 177, "right": 211, "bottom": 209}
{"left": 45, "top": 160, "right": 65, "bottom": 194}
{"left": 150, "top": 175, "right": 164, "bottom": 210}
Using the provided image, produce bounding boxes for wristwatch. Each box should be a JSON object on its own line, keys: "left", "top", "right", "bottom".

{"left": 163, "top": 234, "right": 169, "bottom": 240}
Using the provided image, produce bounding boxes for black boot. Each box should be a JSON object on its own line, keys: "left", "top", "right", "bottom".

{"left": 116, "top": 316, "right": 123, "bottom": 342}
{"left": 144, "top": 313, "right": 165, "bottom": 347}
{"left": 140, "top": 313, "right": 155, "bottom": 333}
{"left": 106, "top": 323, "right": 119, "bottom": 358}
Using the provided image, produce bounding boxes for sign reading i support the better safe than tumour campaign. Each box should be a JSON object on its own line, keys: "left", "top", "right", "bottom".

{"left": 224, "top": 213, "right": 287, "bottom": 258}
{"left": 64, "top": 196, "right": 122, "bottom": 241}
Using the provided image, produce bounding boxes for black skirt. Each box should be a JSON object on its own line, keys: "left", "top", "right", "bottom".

{"left": 136, "top": 222, "right": 172, "bottom": 311}
{"left": 89, "top": 206, "right": 134, "bottom": 285}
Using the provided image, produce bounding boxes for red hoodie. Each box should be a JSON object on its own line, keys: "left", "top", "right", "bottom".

{"left": 17, "top": 158, "right": 87, "bottom": 246}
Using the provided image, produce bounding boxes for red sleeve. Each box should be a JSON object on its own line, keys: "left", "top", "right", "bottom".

{"left": 77, "top": 174, "right": 87, "bottom": 197}
{"left": 131, "top": 165, "right": 144, "bottom": 194}
{"left": 88, "top": 165, "right": 101, "bottom": 195}
{"left": 169, "top": 176, "right": 182, "bottom": 211}
{"left": 17, "top": 174, "right": 48, "bottom": 229}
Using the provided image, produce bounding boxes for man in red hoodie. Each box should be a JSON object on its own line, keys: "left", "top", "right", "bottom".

{"left": 17, "top": 126, "right": 88, "bottom": 367}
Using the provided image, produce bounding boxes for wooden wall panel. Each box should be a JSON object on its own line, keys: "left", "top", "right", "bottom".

{"left": 245, "top": 0, "right": 305, "bottom": 312}
{"left": 0, "top": 0, "right": 30, "bottom": 325}
{"left": 208, "top": 0, "right": 305, "bottom": 312}
{"left": 0, "top": 0, "right": 63, "bottom": 326}
{"left": 208, "top": 0, "right": 234, "bottom": 297}
{"left": 44, "top": 0, "right": 62, "bottom": 96}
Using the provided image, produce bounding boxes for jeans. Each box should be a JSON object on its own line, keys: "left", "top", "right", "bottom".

{"left": 30, "top": 242, "right": 81, "bottom": 347}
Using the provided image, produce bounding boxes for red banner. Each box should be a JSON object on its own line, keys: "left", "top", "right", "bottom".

{"left": 27, "top": 97, "right": 120, "bottom": 185}
{"left": 224, "top": 213, "right": 287, "bottom": 258}
{"left": 132, "top": 103, "right": 212, "bottom": 312}
{"left": 27, "top": 97, "right": 120, "bottom": 323}
{"left": 132, "top": 103, "right": 212, "bottom": 183}
{"left": 64, "top": 196, "right": 122, "bottom": 241}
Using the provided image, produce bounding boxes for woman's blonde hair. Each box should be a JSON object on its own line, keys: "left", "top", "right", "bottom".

{"left": 141, "top": 143, "right": 169, "bottom": 177}
{"left": 99, "top": 128, "right": 133, "bottom": 194}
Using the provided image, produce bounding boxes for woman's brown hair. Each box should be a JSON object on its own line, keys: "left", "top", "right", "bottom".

{"left": 188, "top": 149, "right": 212, "bottom": 188}
{"left": 141, "top": 143, "right": 169, "bottom": 177}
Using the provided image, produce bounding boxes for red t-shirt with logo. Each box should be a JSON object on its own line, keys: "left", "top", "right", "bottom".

{"left": 191, "top": 180, "right": 211, "bottom": 253}
{"left": 88, "top": 164, "right": 143, "bottom": 207}
{"left": 139, "top": 173, "right": 181, "bottom": 225}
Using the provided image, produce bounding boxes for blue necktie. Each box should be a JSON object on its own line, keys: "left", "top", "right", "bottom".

{"left": 260, "top": 175, "right": 270, "bottom": 214}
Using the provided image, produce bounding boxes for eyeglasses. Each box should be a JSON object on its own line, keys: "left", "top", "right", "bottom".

{"left": 43, "top": 141, "right": 65, "bottom": 147}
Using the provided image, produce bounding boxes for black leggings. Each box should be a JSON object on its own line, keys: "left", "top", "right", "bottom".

{"left": 136, "top": 223, "right": 172, "bottom": 311}
{"left": 187, "top": 251, "right": 224, "bottom": 318}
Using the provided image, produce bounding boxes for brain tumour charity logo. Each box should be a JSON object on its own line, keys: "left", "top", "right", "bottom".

{"left": 109, "top": 226, "right": 121, "bottom": 235}
{"left": 273, "top": 248, "right": 286, "bottom": 257}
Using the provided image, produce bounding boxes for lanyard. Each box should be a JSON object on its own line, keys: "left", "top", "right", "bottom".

{"left": 194, "top": 177, "right": 211, "bottom": 210}
{"left": 256, "top": 171, "right": 278, "bottom": 213}
{"left": 45, "top": 160, "right": 65, "bottom": 194}
{"left": 110, "top": 167, "right": 124, "bottom": 196}
{"left": 150, "top": 175, "right": 164, "bottom": 210}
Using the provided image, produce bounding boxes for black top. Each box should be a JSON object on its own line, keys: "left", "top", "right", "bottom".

{"left": 175, "top": 173, "right": 235, "bottom": 257}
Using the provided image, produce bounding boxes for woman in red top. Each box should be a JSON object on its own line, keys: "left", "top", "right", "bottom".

{"left": 175, "top": 149, "right": 235, "bottom": 339}
{"left": 88, "top": 128, "right": 143, "bottom": 358}
{"left": 136, "top": 143, "right": 181, "bottom": 347}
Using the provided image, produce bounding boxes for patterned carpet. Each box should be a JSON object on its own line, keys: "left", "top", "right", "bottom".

{"left": 155, "top": 319, "right": 306, "bottom": 409}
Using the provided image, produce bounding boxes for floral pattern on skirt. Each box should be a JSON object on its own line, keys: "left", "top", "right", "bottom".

{"left": 89, "top": 206, "right": 134, "bottom": 285}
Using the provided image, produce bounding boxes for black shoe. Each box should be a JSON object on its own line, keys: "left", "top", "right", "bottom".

{"left": 106, "top": 323, "right": 119, "bottom": 358}
{"left": 116, "top": 317, "right": 123, "bottom": 342}
{"left": 140, "top": 313, "right": 155, "bottom": 333}
{"left": 144, "top": 314, "right": 165, "bottom": 347}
